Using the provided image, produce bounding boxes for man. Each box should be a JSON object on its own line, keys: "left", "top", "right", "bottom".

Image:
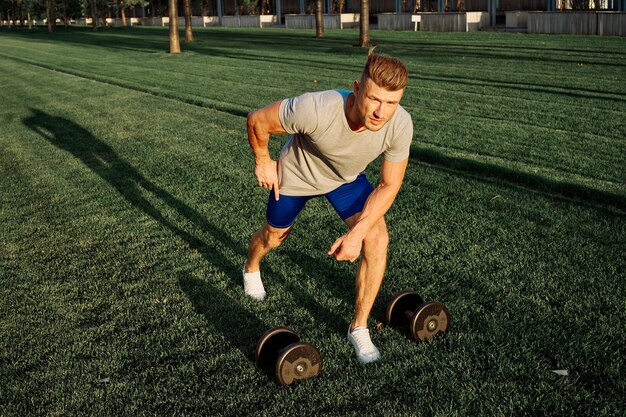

{"left": 244, "top": 52, "right": 413, "bottom": 364}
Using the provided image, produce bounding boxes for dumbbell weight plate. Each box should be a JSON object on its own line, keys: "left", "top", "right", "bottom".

{"left": 255, "top": 326, "right": 301, "bottom": 370}
{"left": 275, "top": 342, "right": 322, "bottom": 385}
{"left": 386, "top": 291, "right": 425, "bottom": 327}
{"left": 410, "top": 301, "right": 449, "bottom": 342}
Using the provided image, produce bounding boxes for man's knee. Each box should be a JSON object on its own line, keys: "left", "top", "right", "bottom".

{"left": 261, "top": 224, "right": 292, "bottom": 249}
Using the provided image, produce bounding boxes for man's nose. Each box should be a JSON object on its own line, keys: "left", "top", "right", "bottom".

{"left": 374, "top": 103, "right": 385, "bottom": 119}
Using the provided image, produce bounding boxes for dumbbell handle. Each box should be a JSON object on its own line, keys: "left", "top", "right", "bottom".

{"left": 404, "top": 309, "right": 416, "bottom": 320}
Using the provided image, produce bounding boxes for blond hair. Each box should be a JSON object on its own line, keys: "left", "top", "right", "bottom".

{"left": 361, "top": 51, "right": 408, "bottom": 91}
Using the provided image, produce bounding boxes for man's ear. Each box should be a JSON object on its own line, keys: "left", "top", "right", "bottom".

{"left": 353, "top": 80, "right": 360, "bottom": 95}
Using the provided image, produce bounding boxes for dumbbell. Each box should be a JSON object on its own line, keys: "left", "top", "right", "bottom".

{"left": 385, "top": 290, "right": 450, "bottom": 342}
{"left": 255, "top": 326, "right": 322, "bottom": 385}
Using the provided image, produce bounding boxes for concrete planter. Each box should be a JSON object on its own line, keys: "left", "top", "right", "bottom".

{"left": 221, "top": 15, "right": 277, "bottom": 28}
{"left": 340, "top": 13, "right": 360, "bottom": 29}
{"left": 419, "top": 12, "right": 488, "bottom": 32}
{"left": 466, "top": 12, "right": 489, "bottom": 31}
{"left": 105, "top": 17, "right": 141, "bottom": 27}
{"left": 597, "top": 12, "right": 626, "bottom": 36}
{"left": 259, "top": 15, "right": 278, "bottom": 27}
{"left": 284, "top": 14, "right": 341, "bottom": 29}
{"left": 142, "top": 17, "right": 168, "bottom": 26}
{"left": 377, "top": 13, "right": 413, "bottom": 31}
{"left": 528, "top": 12, "right": 597, "bottom": 35}
{"left": 506, "top": 11, "right": 528, "bottom": 28}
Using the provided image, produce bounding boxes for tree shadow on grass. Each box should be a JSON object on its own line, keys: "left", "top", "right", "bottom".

{"left": 409, "top": 146, "right": 626, "bottom": 212}
{"left": 2, "top": 26, "right": 365, "bottom": 75}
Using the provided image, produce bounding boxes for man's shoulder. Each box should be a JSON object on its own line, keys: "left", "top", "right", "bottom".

{"left": 386, "top": 104, "right": 413, "bottom": 142}
{"left": 280, "top": 90, "right": 347, "bottom": 134}
{"left": 387, "top": 104, "right": 412, "bottom": 132}
{"left": 394, "top": 104, "right": 412, "bottom": 125}
{"left": 283, "top": 89, "right": 345, "bottom": 113}
{"left": 305, "top": 89, "right": 348, "bottom": 107}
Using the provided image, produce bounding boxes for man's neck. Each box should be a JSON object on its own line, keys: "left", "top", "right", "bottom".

{"left": 345, "top": 93, "right": 366, "bottom": 132}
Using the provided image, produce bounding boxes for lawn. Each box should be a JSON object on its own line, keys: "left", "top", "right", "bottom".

{"left": 0, "top": 26, "right": 624, "bottom": 416}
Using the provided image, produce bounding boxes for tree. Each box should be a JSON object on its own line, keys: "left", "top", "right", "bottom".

{"left": 168, "top": 0, "right": 180, "bottom": 53}
{"left": 119, "top": 0, "right": 126, "bottom": 26}
{"left": 45, "top": 0, "right": 54, "bottom": 31}
{"left": 15, "top": 0, "right": 23, "bottom": 26}
{"left": 98, "top": 0, "right": 106, "bottom": 27}
{"left": 315, "top": 0, "right": 323, "bottom": 38}
{"left": 359, "top": 0, "right": 370, "bottom": 47}
{"left": 183, "top": 0, "right": 193, "bottom": 42}
{"left": 89, "top": 0, "right": 97, "bottom": 30}
{"left": 0, "top": 0, "right": 10, "bottom": 27}
{"left": 61, "top": 0, "right": 69, "bottom": 26}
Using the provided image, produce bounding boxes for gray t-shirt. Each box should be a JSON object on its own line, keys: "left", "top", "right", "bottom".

{"left": 277, "top": 89, "right": 413, "bottom": 196}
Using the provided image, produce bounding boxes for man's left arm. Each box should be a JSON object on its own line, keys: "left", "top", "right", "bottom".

{"left": 329, "top": 158, "right": 409, "bottom": 262}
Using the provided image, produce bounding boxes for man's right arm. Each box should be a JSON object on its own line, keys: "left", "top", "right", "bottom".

{"left": 247, "top": 101, "right": 288, "bottom": 201}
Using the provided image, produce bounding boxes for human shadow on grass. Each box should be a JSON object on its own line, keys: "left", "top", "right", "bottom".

{"left": 21, "top": 108, "right": 271, "bottom": 355}
{"left": 21, "top": 108, "right": 349, "bottom": 355}
{"left": 409, "top": 146, "right": 626, "bottom": 212}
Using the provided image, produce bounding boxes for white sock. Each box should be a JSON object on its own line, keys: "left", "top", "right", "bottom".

{"left": 243, "top": 268, "right": 266, "bottom": 301}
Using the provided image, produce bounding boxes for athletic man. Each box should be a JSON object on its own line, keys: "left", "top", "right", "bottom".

{"left": 244, "top": 52, "right": 413, "bottom": 364}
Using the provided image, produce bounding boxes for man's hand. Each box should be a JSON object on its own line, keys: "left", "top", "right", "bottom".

{"left": 328, "top": 232, "right": 363, "bottom": 262}
{"left": 255, "top": 158, "right": 280, "bottom": 201}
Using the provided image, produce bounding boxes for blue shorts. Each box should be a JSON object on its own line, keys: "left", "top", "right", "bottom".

{"left": 266, "top": 173, "right": 374, "bottom": 229}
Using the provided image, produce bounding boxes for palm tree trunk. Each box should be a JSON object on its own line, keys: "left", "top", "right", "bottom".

{"left": 359, "top": 0, "right": 370, "bottom": 47}
{"left": 100, "top": 1, "right": 107, "bottom": 27}
{"left": 120, "top": 0, "right": 127, "bottom": 27}
{"left": 46, "top": 0, "right": 54, "bottom": 32}
{"left": 183, "top": 0, "right": 193, "bottom": 42}
{"left": 63, "top": 2, "right": 69, "bottom": 27}
{"left": 315, "top": 0, "right": 324, "bottom": 38}
{"left": 169, "top": 0, "right": 181, "bottom": 53}
{"left": 90, "top": 0, "right": 98, "bottom": 30}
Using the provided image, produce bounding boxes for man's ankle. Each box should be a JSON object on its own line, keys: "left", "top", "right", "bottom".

{"left": 243, "top": 267, "right": 265, "bottom": 301}
{"left": 349, "top": 322, "right": 367, "bottom": 332}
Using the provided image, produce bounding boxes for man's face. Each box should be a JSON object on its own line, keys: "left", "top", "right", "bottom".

{"left": 353, "top": 78, "right": 404, "bottom": 132}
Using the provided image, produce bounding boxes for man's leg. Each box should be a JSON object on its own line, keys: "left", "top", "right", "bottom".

{"left": 324, "top": 174, "right": 386, "bottom": 363}
{"left": 243, "top": 192, "right": 312, "bottom": 300}
{"left": 245, "top": 222, "right": 293, "bottom": 273}
{"left": 242, "top": 222, "right": 292, "bottom": 300}
{"left": 344, "top": 214, "right": 389, "bottom": 364}
{"left": 243, "top": 191, "right": 310, "bottom": 300}
{"left": 346, "top": 215, "right": 389, "bottom": 330}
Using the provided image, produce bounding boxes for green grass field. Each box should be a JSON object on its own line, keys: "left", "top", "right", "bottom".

{"left": 1, "top": 26, "right": 625, "bottom": 416}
